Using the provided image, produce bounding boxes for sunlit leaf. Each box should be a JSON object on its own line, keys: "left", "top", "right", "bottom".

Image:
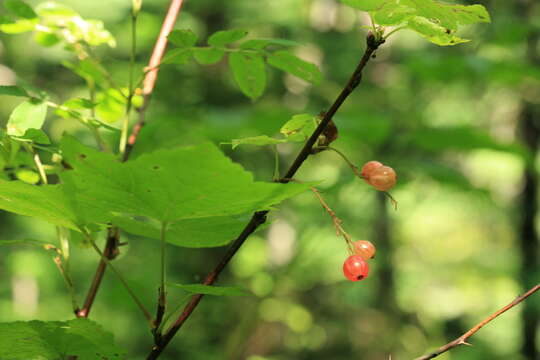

{"left": 227, "top": 135, "right": 285, "bottom": 149}
{"left": 7, "top": 99, "right": 48, "bottom": 137}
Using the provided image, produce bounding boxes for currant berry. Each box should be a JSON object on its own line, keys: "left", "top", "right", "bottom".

{"left": 368, "top": 165, "right": 396, "bottom": 191}
{"left": 360, "top": 161, "right": 383, "bottom": 183}
{"left": 343, "top": 255, "right": 369, "bottom": 281}
{"left": 353, "top": 240, "right": 376, "bottom": 260}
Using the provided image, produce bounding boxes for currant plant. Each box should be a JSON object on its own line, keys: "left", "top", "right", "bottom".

{"left": 2, "top": 1, "right": 529, "bottom": 360}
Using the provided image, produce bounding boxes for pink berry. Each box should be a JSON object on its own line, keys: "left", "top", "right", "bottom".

{"left": 368, "top": 165, "right": 396, "bottom": 191}
{"left": 343, "top": 255, "right": 369, "bottom": 281}
{"left": 360, "top": 161, "right": 383, "bottom": 183}
{"left": 353, "top": 240, "right": 376, "bottom": 260}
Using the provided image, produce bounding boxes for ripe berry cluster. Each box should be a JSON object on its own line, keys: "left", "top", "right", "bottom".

{"left": 343, "top": 240, "right": 375, "bottom": 281}
{"left": 360, "top": 161, "right": 396, "bottom": 191}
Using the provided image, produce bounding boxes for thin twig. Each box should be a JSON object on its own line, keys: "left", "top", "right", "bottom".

{"left": 77, "top": 0, "right": 186, "bottom": 319}
{"left": 145, "top": 33, "right": 385, "bottom": 359}
{"left": 310, "top": 186, "right": 354, "bottom": 253}
{"left": 414, "top": 284, "right": 540, "bottom": 360}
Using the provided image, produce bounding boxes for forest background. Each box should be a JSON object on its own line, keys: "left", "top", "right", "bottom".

{"left": 0, "top": 0, "right": 539, "bottom": 359}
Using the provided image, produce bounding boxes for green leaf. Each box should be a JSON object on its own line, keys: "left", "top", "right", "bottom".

{"left": 0, "top": 18, "right": 36, "bottom": 33}
{"left": 267, "top": 51, "right": 321, "bottom": 84}
{"left": 168, "top": 29, "right": 198, "bottom": 47}
{"left": 0, "top": 239, "right": 50, "bottom": 247}
{"left": 60, "top": 137, "right": 311, "bottom": 223}
{"left": 339, "top": 0, "right": 387, "bottom": 11}
{"left": 407, "top": 16, "right": 468, "bottom": 46}
{"left": 0, "top": 85, "right": 28, "bottom": 97}
{"left": 193, "top": 47, "right": 225, "bottom": 65}
{"left": 169, "top": 283, "right": 250, "bottom": 296}
{"left": 162, "top": 47, "right": 193, "bottom": 64}
{"left": 240, "top": 38, "right": 301, "bottom": 50}
{"left": 373, "top": 2, "right": 416, "bottom": 26}
{"left": 113, "top": 214, "right": 256, "bottom": 248}
{"left": 16, "top": 128, "right": 51, "bottom": 144}
{"left": 4, "top": 0, "right": 37, "bottom": 19}
{"left": 63, "top": 59, "right": 106, "bottom": 86}
{"left": 280, "top": 114, "right": 317, "bottom": 142}
{"left": 208, "top": 29, "right": 248, "bottom": 47}
{"left": 34, "top": 31, "right": 61, "bottom": 46}
{"left": 0, "top": 179, "right": 82, "bottom": 230}
{"left": 63, "top": 97, "right": 96, "bottom": 110}
{"left": 227, "top": 135, "right": 285, "bottom": 149}
{"left": 15, "top": 169, "right": 40, "bottom": 184}
{"left": 7, "top": 99, "right": 48, "bottom": 137}
{"left": 95, "top": 88, "right": 126, "bottom": 124}
{"left": 0, "top": 319, "right": 125, "bottom": 360}
{"left": 229, "top": 52, "right": 266, "bottom": 99}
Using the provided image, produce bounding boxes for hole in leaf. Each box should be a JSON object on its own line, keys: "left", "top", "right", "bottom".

{"left": 79, "top": 154, "right": 87, "bottom": 159}
{"left": 153, "top": 165, "right": 160, "bottom": 170}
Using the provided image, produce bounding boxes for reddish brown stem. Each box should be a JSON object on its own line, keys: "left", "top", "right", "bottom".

{"left": 145, "top": 34, "right": 385, "bottom": 359}
{"left": 123, "top": 0, "right": 185, "bottom": 161}
{"left": 78, "top": 0, "right": 186, "bottom": 318}
{"left": 414, "top": 284, "right": 540, "bottom": 360}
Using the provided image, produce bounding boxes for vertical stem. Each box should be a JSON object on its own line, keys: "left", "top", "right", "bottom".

{"left": 272, "top": 145, "right": 280, "bottom": 181}
{"left": 156, "top": 221, "right": 168, "bottom": 329}
{"left": 120, "top": 12, "right": 138, "bottom": 155}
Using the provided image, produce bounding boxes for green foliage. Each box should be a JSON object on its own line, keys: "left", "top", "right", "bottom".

{"left": 168, "top": 29, "right": 198, "bottom": 47}
{"left": 7, "top": 99, "right": 48, "bottom": 137}
{"left": 0, "top": 319, "right": 125, "bottom": 359}
{"left": 208, "top": 29, "right": 248, "bottom": 47}
{"left": 340, "top": 0, "right": 490, "bottom": 45}
{"left": 163, "top": 28, "right": 322, "bottom": 99}
{"left": 0, "top": 85, "right": 29, "bottom": 97}
{"left": 169, "top": 283, "right": 250, "bottom": 296}
{"left": 229, "top": 52, "right": 267, "bottom": 100}
{"left": 4, "top": 0, "right": 37, "bottom": 19}
{"left": 227, "top": 113, "right": 318, "bottom": 149}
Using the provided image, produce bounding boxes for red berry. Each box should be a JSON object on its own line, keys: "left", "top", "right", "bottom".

{"left": 353, "top": 240, "right": 376, "bottom": 260}
{"left": 343, "top": 255, "right": 369, "bottom": 281}
{"left": 360, "top": 161, "right": 383, "bottom": 183}
{"left": 368, "top": 165, "right": 396, "bottom": 191}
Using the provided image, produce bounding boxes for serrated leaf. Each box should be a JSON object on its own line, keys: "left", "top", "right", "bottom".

{"left": 0, "top": 319, "right": 125, "bottom": 360}
{"left": 0, "top": 85, "right": 28, "bottom": 97}
{"left": 63, "top": 97, "right": 96, "bottom": 110}
{"left": 4, "top": 0, "right": 37, "bottom": 19}
{"left": 169, "top": 283, "right": 250, "bottom": 296}
{"left": 229, "top": 52, "right": 266, "bottom": 99}
{"left": 280, "top": 114, "right": 317, "bottom": 142}
{"left": 227, "top": 135, "right": 285, "bottom": 149}
{"left": 267, "top": 51, "right": 321, "bottom": 84}
{"left": 339, "top": 0, "right": 388, "bottom": 11}
{"left": 60, "top": 137, "right": 310, "bottom": 223}
{"left": 168, "top": 29, "right": 198, "bottom": 47}
{"left": 112, "top": 214, "right": 255, "bottom": 248}
{"left": 240, "top": 38, "right": 301, "bottom": 50}
{"left": 162, "top": 47, "right": 193, "bottom": 64}
{"left": 193, "top": 47, "right": 225, "bottom": 65}
{"left": 208, "top": 29, "right": 248, "bottom": 47}
{"left": 7, "top": 99, "right": 48, "bottom": 137}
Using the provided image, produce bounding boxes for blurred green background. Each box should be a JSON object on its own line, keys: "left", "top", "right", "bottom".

{"left": 1, "top": 0, "right": 539, "bottom": 359}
